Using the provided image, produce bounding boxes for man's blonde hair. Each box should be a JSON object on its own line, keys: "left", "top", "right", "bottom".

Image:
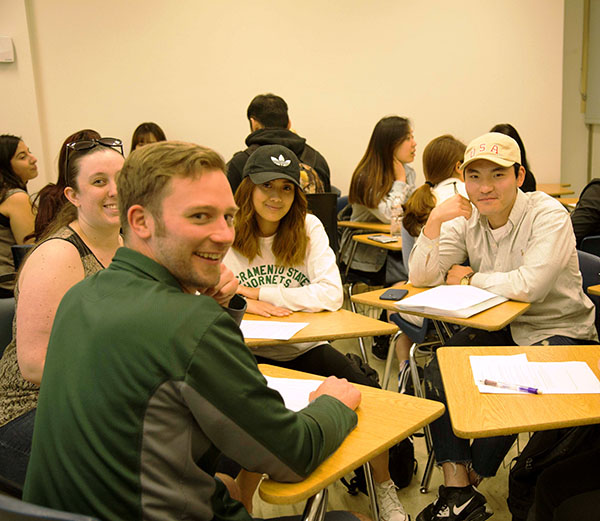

{"left": 117, "top": 141, "right": 226, "bottom": 235}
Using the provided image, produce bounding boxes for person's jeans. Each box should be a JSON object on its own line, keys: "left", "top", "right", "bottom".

{"left": 0, "top": 408, "right": 36, "bottom": 486}
{"left": 424, "top": 327, "right": 599, "bottom": 477}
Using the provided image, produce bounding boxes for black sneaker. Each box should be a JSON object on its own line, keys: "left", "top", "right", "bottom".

{"left": 416, "top": 485, "right": 492, "bottom": 521}
{"left": 371, "top": 335, "right": 391, "bottom": 360}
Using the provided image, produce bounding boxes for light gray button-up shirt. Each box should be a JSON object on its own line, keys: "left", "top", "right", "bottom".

{"left": 409, "top": 190, "right": 598, "bottom": 345}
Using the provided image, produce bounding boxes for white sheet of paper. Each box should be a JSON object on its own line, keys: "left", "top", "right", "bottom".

{"left": 240, "top": 320, "right": 309, "bottom": 340}
{"left": 264, "top": 375, "right": 322, "bottom": 411}
{"left": 470, "top": 354, "right": 600, "bottom": 394}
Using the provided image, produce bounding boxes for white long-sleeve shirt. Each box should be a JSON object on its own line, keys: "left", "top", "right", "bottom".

{"left": 225, "top": 214, "right": 343, "bottom": 360}
{"left": 409, "top": 190, "right": 598, "bottom": 345}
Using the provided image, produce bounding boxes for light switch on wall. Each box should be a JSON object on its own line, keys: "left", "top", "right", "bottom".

{"left": 0, "top": 37, "right": 15, "bottom": 63}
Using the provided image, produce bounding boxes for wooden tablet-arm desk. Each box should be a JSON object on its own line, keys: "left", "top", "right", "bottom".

{"left": 437, "top": 345, "right": 600, "bottom": 439}
{"left": 258, "top": 365, "right": 444, "bottom": 521}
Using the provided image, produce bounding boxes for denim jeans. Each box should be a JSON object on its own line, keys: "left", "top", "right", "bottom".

{"left": 424, "top": 327, "right": 599, "bottom": 477}
{"left": 0, "top": 408, "right": 36, "bottom": 486}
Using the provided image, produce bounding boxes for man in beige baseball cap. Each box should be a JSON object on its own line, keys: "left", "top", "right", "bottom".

{"left": 408, "top": 131, "right": 598, "bottom": 521}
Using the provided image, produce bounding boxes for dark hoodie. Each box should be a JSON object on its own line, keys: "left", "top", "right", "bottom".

{"left": 226, "top": 128, "right": 331, "bottom": 194}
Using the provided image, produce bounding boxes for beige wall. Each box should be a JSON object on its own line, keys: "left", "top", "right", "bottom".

{"left": 562, "top": 0, "right": 600, "bottom": 197}
{"left": 3, "top": 0, "right": 565, "bottom": 195}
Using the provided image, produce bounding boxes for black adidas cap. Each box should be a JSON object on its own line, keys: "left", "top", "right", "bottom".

{"left": 242, "top": 144, "right": 301, "bottom": 188}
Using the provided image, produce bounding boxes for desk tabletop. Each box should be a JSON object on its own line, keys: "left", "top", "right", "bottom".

{"left": 258, "top": 364, "right": 445, "bottom": 504}
{"left": 588, "top": 284, "right": 600, "bottom": 296}
{"left": 437, "top": 345, "right": 600, "bottom": 438}
{"left": 352, "top": 233, "right": 403, "bottom": 251}
{"left": 350, "top": 283, "right": 530, "bottom": 331}
{"left": 244, "top": 309, "right": 398, "bottom": 348}
{"left": 338, "top": 220, "right": 391, "bottom": 233}
{"left": 537, "top": 183, "right": 575, "bottom": 197}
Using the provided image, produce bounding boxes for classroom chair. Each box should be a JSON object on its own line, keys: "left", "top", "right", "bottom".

{"left": 306, "top": 192, "right": 338, "bottom": 252}
{"left": 11, "top": 244, "right": 34, "bottom": 271}
{"left": 580, "top": 235, "right": 600, "bottom": 258}
{"left": 578, "top": 249, "right": 600, "bottom": 336}
{"left": 0, "top": 296, "right": 15, "bottom": 358}
{"left": 0, "top": 494, "right": 100, "bottom": 521}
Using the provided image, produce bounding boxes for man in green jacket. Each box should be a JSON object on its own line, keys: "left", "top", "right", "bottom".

{"left": 23, "top": 141, "right": 360, "bottom": 521}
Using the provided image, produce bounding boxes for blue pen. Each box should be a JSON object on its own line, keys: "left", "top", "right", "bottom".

{"left": 481, "top": 379, "right": 542, "bottom": 395}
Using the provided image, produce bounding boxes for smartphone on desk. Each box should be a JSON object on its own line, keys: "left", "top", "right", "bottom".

{"left": 368, "top": 234, "right": 397, "bottom": 244}
{"left": 379, "top": 289, "right": 409, "bottom": 301}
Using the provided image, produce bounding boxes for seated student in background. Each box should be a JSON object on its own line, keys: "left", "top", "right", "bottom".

{"left": 0, "top": 135, "right": 37, "bottom": 296}
{"left": 0, "top": 136, "right": 124, "bottom": 487}
{"left": 30, "top": 129, "right": 100, "bottom": 241}
{"left": 226, "top": 93, "right": 331, "bottom": 194}
{"left": 571, "top": 177, "right": 600, "bottom": 248}
{"left": 340, "top": 116, "right": 417, "bottom": 286}
{"left": 224, "top": 144, "right": 408, "bottom": 521}
{"left": 384, "top": 134, "right": 467, "bottom": 382}
{"left": 130, "top": 121, "right": 166, "bottom": 152}
{"left": 489, "top": 123, "right": 536, "bottom": 192}
{"left": 408, "top": 132, "right": 598, "bottom": 521}
{"left": 24, "top": 141, "right": 362, "bottom": 521}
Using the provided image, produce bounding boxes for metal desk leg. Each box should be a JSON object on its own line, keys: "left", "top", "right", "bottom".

{"left": 301, "top": 488, "right": 329, "bottom": 521}
{"left": 364, "top": 463, "right": 379, "bottom": 521}
{"left": 382, "top": 330, "right": 402, "bottom": 390}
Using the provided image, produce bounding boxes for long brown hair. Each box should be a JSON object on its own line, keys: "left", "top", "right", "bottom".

{"left": 348, "top": 116, "right": 411, "bottom": 208}
{"left": 233, "top": 177, "right": 308, "bottom": 266}
{"left": 403, "top": 135, "right": 465, "bottom": 237}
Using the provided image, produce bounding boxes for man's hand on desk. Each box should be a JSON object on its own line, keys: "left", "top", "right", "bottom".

{"left": 446, "top": 264, "right": 475, "bottom": 285}
{"left": 199, "top": 265, "right": 239, "bottom": 307}
{"left": 245, "top": 299, "right": 292, "bottom": 318}
{"left": 423, "top": 194, "right": 472, "bottom": 239}
{"left": 310, "top": 376, "right": 361, "bottom": 411}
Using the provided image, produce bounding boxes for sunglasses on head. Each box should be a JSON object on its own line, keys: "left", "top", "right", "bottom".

{"left": 64, "top": 137, "right": 124, "bottom": 174}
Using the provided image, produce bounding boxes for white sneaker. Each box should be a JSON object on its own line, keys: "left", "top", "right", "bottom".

{"left": 375, "top": 479, "right": 409, "bottom": 521}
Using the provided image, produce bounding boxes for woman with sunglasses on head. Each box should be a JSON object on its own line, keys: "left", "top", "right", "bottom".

{"left": 0, "top": 135, "right": 124, "bottom": 487}
{"left": 0, "top": 135, "right": 37, "bottom": 297}
{"left": 29, "top": 129, "right": 100, "bottom": 241}
{"left": 224, "top": 145, "right": 409, "bottom": 521}
{"left": 340, "top": 116, "right": 417, "bottom": 284}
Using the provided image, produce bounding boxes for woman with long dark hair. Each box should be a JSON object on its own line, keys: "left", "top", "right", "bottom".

{"left": 0, "top": 135, "right": 37, "bottom": 296}
{"left": 340, "top": 116, "right": 417, "bottom": 282}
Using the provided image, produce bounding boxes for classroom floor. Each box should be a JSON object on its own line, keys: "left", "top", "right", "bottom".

{"left": 253, "top": 295, "right": 520, "bottom": 521}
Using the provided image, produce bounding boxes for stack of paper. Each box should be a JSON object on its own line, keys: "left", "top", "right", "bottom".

{"left": 394, "top": 285, "right": 507, "bottom": 318}
{"left": 470, "top": 354, "right": 600, "bottom": 394}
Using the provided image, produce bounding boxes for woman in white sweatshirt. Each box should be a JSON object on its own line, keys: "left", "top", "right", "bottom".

{"left": 224, "top": 144, "right": 409, "bottom": 521}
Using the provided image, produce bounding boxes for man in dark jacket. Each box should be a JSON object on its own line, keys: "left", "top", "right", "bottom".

{"left": 227, "top": 93, "right": 331, "bottom": 194}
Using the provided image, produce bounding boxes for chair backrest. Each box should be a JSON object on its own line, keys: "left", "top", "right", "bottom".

{"left": 336, "top": 194, "right": 349, "bottom": 215}
{"left": 0, "top": 297, "right": 15, "bottom": 358}
{"left": 401, "top": 224, "right": 416, "bottom": 276}
{"left": 306, "top": 192, "right": 338, "bottom": 252}
{"left": 11, "top": 244, "right": 34, "bottom": 271}
{"left": 580, "top": 235, "right": 600, "bottom": 258}
{"left": 577, "top": 249, "right": 600, "bottom": 337}
{"left": 0, "top": 495, "right": 100, "bottom": 521}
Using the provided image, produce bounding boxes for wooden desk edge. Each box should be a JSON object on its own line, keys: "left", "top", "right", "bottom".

{"left": 259, "top": 403, "right": 444, "bottom": 504}
{"left": 351, "top": 286, "right": 531, "bottom": 331}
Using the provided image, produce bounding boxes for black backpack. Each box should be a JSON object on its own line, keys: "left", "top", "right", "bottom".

{"left": 507, "top": 424, "right": 600, "bottom": 521}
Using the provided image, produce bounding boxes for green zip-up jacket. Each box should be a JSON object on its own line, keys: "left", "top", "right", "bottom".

{"left": 23, "top": 247, "right": 357, "bottom": 521}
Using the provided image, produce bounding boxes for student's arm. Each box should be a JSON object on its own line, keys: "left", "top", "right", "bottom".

{"left": 1, "top": 191, "right": 35, "bottom": 244}
{"left": 16, "top": 240, "right": 85, "bottom": 384}
{"left": 471, "top": 205, "right": 575, "bottom": 302}
{"left": 409, "top": 195, "right": 472, "bottom": 287}
{"left": 571, "top": 182, "right": 600, "bottom": 248}
{"left": 183, "top": 313, "right": 358, "bottom": 481}
{"left": 259, "top": 216, "right": 343, "bottom": 312}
